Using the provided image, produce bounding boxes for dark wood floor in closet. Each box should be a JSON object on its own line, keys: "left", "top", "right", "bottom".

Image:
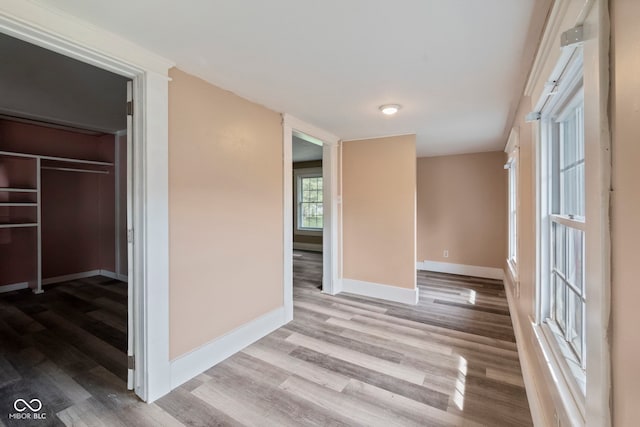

{"left": 0, "top": 253, "right": 532, "bottom": 426}
{"left": 0, "top": 276, "right": 128, "bottom": 426}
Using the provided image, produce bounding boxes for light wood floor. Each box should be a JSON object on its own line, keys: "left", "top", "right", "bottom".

{"left": 0, "top": 252, "right": 532, "bottom": 426}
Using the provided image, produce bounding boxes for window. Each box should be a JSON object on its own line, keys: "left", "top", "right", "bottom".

{"left": 508, "top": 164, "right": 517, "bottom": 263}
{"left": 505, "top": 128, "right": 519, "bottom": 280}
{"left": 531, "top": 9, "right": 610, "bottom": 424}
{"left": 550, "top": 100, "right": 586, "bottom": 367}
{"left": 296, "top": 173, "right": 323, "bottom": 231}
{"left": 538, "top": 52, "right": 586, "bottom": 399}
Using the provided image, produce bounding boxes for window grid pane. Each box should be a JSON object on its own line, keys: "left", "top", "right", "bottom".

{"left": 554, "top": 273, "right": 567, "bottom": 333}
{"left": 559, "top": 107, "right": 585, "bottom": 218}
{"left": 549, "top": 101, "right": 586, "bottom": 367}
{"left": 569, "top": 288, "right": 585, "bottom": 365}
{"left": 299, "top": 176, "right": 323, "bottom": 230}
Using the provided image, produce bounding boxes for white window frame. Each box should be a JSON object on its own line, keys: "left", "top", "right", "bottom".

{"left": 549, "top": 90, "right": 586, "bottom": 368}
{"left": 505, "top": 128, "right": 519, "bottom": 284}
{"left": 536, "top": 50, "right": 587, "bottom": 419}
{"left": 526, "top": 3, "right": 611, "bottom": 426}
{"left": 294, "top": 168, "right": 323, "bottom": 233}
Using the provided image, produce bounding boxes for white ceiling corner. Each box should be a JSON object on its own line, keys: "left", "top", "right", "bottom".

{"left": 28, "top": 0, "right": 550, "bottom": 156}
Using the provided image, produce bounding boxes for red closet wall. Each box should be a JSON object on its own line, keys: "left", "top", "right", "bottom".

{"left": 0, "top": 119, "right": 118, "bottom": 287}
{"left": 0, "top": 156, "right": 37, "bottom": 285}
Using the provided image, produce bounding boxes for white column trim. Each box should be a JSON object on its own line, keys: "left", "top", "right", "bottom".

{"left": 582, "top": 1, "right": 611, "bottom": 425}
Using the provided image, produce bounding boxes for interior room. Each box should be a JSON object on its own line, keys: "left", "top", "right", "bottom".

{"left": 292, "top": 134, "right": 323, "bottom": 254}
{"left": 0, "top": 32, "right": 131, "bottom": 415}
{"left": 0, "top": 0, "right": 638, "bottom": 426}
{"left": 291, "top": 134, "right": 324, "bottom": 308}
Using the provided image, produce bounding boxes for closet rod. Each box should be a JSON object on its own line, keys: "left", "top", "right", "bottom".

{"left": 41, "top": 166, "right": 109, "bottom": 175}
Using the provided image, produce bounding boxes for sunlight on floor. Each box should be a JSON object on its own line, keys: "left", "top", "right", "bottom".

{"left": 468, "top": 290, "right": 476, "bottom": 305}
{"left": 453, "top": 355, "right": 468, "bottom": 410}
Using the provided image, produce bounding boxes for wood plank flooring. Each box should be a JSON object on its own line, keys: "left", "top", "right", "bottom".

{"left": 0, "top": 276, "right": 129, "bottom": 426}
{"left": 0, "top": 253, "right": 532, "bottom": 426}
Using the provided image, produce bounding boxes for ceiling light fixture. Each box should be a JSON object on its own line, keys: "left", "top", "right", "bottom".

{"left": 379, "top": 104, "right": 401, "bottom": 116}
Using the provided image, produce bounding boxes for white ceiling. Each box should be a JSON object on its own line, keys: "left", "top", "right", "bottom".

{"left": 293, "top": 135, "right": 323, "bottom": 162}
{"left": 32, "top": 0, "right": 550, "bottom": 156}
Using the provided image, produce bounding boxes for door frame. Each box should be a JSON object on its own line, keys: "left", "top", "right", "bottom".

{"left": 283, "top": 114, "right": 340, "bottom": 321}
{"left": 0, "top": 3, "right": 173, "bottom": 402}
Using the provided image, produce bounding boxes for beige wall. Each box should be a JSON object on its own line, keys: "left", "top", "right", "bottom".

{"left": 611, "top": 1, "right": 640, "bottom": 424}
{"left": 342, "top": 135, "right": 416, "bottom": 289}
{"left": 416, "top": 152, "right": 506, "bottom": 268}
{"left": 168, "top": 68, "right": 283, "bottom": 359}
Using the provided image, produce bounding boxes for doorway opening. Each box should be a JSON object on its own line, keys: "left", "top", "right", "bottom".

{"left": 291, "top": 133, "right": 324, "bottom": 298}
{"left": 283, "top": 115, "right": 340, "bottom": 322}
{"left": 0, "top": 32, "right": 135, "bottom": 418}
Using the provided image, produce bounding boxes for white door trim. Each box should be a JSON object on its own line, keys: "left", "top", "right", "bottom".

{"left": 0, "top": 2, "right": 174, "bottom": 402}
{"left": 283, "top": 114, "right": 340, "bottom": 322}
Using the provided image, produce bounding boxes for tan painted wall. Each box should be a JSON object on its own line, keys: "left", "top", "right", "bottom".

{"left": 610, "top": 1, "right": 640, "bottom": 424}
{"left": 342, "top": 135, "right": 416, "bottom": 289}
{"left": 416, "top": 152, "right": 506, "bottom": 268}
{"left": 168, "top": 68, "right": 283, "bottom": 359}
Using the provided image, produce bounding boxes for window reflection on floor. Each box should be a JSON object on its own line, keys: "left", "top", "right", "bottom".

{"left": 453, "top": 356, "right": 468, "bottom": 410}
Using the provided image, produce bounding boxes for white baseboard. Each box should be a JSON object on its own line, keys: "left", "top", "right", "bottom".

{"left": 503, "top": 271, "right": 546, "bottom": 427}
{"left": 1, "top": 269, "right": 125, "bottom": 293}
{"left": 99, "top": 270, "right": 118, "bottom": 280}
{"left": 293, "top": 242, "right": 323, "bottom": 252}
{"left": 0, "top": 282, "right": 30, "bottom": 293}
{"left": 170, "top": 306, "right": 287, "bottom": 389}
{"left": 340, "top": 278, "right": 419, "bottom": 305}
{"left": 417, "top": 260, "right": 504, "bottom": 280}
{"left": 98, "top": 270, "right": 127, "bottom": 282}
{"left": 42, "top": 270, "right": 101, "bottom": 285}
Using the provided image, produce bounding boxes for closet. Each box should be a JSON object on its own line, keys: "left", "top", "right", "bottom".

{"left": 0, "top": 118, "right": 127, "bottom": 293}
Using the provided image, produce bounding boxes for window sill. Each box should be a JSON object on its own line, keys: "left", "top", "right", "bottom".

{"left": 542, "top": 322, "right": 586, "bottom": 395}
{"left": 506, "top": 258, "right": 518, "bottom": 284}
{"left": 531, "top": 321, "right": 586, "bottom": 425}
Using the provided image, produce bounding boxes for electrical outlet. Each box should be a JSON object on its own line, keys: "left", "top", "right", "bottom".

{"left": 443, "top": 250, "right": 449, "bottom": 258}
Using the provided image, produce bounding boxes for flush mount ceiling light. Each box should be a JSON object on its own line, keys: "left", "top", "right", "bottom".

{"left": 379, "top": 104, "right": 401, "bottom": 116}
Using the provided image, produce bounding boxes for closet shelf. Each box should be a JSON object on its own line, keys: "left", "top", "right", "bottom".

{"left": 0, "top": 222, "right": 38, "bottom": 229}
{"left": 0, "top": 150, "right": 114, "bottom": 166}
{"left": 0, "top": 188, "right": 38, "bottom": 193}
{"left": 0, "top": 203, "right": 37, "bottom": 207}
